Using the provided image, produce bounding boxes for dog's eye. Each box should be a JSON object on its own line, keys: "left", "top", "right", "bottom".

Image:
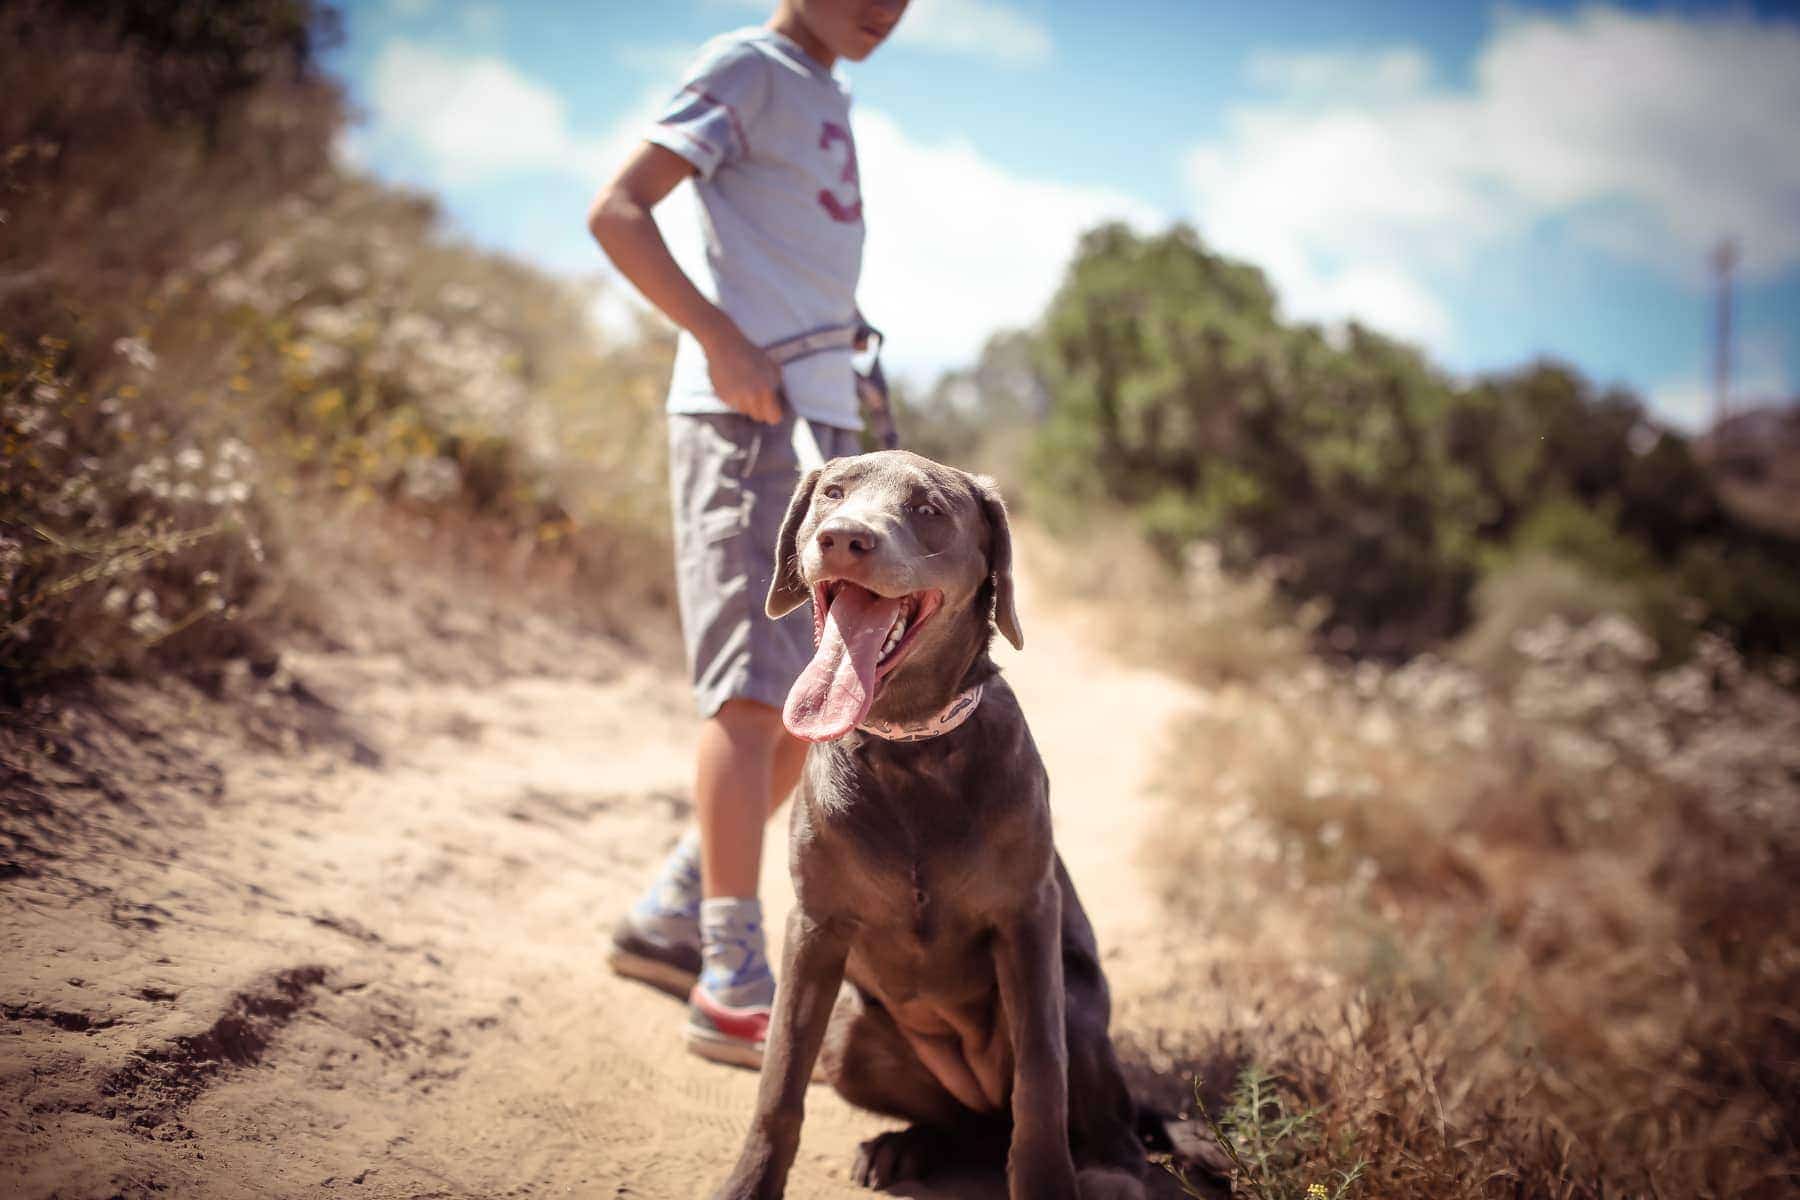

{"left": 913, "top": 502, "right": 939, "bottom": 517}
{"left": 821, "top": 484, "right": 844, "bottom": 500}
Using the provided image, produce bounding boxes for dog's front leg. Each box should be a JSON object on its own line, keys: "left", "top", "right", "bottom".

{"left": 995, "top": 880, "right": 1079, "bottom": 1200}
{"left": 711, "top": 908, "right": 850, "bottom": 1200}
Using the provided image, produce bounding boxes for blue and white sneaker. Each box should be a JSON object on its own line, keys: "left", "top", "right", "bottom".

{"left": 684, "top": 896, "right": 777, "bottom": 1069}
{"left": 608, "top": 832, "right": 703, "bottom": 998}
{"left": 608, "top": 913, "right": 703, "bottom": 999}
{"left": 684, "top": 980, "right": 770, "bottom": 1069}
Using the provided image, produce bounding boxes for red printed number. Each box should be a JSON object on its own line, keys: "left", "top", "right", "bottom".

{"left": 817, "top": 121, "right": 862, "bottom": 224}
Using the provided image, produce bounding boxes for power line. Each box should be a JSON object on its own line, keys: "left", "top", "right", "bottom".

{"left": 1712, "top": 238, "right": 1738, "bottom": 430}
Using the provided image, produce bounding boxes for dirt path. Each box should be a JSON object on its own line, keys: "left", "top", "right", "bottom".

{"left": 1, "top": 552, "right": 1209, "bottom": 1199}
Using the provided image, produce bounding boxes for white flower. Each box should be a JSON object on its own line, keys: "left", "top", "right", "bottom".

{"left": 403, "top": 456, "right": 462, "bottom": 503}
{"left": 175, "top": 447, "right": 204, "bottom": 473}
{"left": 439, "top": 282, "right": 481, "bottom": 311}
{"left": 128, "top": 609, "right": 169, "bottom": 639}
{"left": 329, "top": 264, "right": 368, "bottom": 293}
{"left": 112, "top": 337, "right": 158, "bottom": 373}
{"left": 193, "top": 241, "right": 239, "bottom": 274}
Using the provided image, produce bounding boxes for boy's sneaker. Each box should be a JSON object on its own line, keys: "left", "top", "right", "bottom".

{"left": 607, "top": 915, "right": 702, "bottom": 1000}
{"left": 685, "top": 980, "right": 769, "bottom": 1069}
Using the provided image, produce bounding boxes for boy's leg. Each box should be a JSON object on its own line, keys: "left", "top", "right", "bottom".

{"left": 683, "top": 700, "right": 819, "bottom": 1067}
{"left": 607, "top": 706, "right": 807, "bottom": 1001}
{"left": 694, "top": 698, "right": 794, "bottom": 897}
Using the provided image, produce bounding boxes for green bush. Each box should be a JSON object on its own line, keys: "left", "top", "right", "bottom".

{"left": 1010, "top": 223, "right": 1800, "bottom": 663}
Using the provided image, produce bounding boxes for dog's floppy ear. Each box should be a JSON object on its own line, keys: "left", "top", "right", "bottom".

{"left": 766, "top": 466, "right": 823, "bottom": 619}
{"left": 973, "top": 475, "right": 1023, "bottom": 651}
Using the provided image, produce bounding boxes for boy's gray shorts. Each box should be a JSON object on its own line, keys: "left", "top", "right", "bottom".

{"left": 669, "top": 411, "right": 861, "bottom": 718}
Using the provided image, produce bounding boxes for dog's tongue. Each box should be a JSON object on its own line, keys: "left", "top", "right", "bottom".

{"left": 784, "top": 585, "right": 902, "bottom": 742}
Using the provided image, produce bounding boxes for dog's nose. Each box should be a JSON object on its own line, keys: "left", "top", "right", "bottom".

{"left": 815, "top": 518, "right": 879, "bottom": 567}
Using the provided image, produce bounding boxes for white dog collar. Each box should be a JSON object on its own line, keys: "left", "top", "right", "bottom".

{"left": 857, "top": 683, "right": 985, "bottom": 742}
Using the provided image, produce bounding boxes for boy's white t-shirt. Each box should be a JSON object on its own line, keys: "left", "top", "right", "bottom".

{"left": 649, "top": 27, "right": 866, "bottom": 431}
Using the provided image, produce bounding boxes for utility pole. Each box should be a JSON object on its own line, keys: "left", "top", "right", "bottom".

{"left": 1712, "top": 238, "right": 1738, "bottom": 430}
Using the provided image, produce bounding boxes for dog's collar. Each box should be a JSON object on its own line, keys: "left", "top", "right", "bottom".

{"left": 857, "top": 683, "right": 985, "bottom": 742}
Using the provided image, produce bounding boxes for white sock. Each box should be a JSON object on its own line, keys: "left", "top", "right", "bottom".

{"left": 698, "top": 896, "right": 775, "bottom": 1008}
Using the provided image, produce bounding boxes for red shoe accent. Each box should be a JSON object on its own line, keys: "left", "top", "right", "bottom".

{"left": 688, "top": 983, "right": 770, "bottom": 1044}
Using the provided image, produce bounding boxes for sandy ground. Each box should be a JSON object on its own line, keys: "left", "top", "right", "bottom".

{"left": 1, "top": 556, "right": 1220, "bottom": 1199}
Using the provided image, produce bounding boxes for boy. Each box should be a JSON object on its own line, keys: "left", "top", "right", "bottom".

{"left": 586, "top": 0, "right": 909, "bottom": 1068}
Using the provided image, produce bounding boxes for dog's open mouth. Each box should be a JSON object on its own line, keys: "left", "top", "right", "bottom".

{"left": 784, "top": 581, "right": 944, "bottom": 742}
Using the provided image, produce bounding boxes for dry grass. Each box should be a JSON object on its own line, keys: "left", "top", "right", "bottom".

{"left": 1115, "top": 544, "right": 1799, "bottom": 1196}
{"left": 1030, "top": 510, "right": 1316, "bottom": 684}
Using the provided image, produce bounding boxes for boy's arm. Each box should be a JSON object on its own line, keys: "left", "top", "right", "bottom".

{"left": 587, "top": 142, "right": 782, "bottom": 424}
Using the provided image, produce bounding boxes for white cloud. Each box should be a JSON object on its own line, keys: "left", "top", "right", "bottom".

{"left": 1245, "top": 46, "right": 1431, "bottom": 100}
{"left": 1185, "top": 7, "right": 1800, "bottom": 350}
{"left": 891, "top": 0, "right": 1053, "bottom": 66}
{"left": 370, "top": 41, "right": 602, "bottom": 183}
{"left": 365, "top": 38, "right": 686, "bottom": 193}
{"left": 1471, "top": 8, "right": 1800, "bottom": 281}
{"left": 853, "top": 108, "right": 1158, "bottom": 377}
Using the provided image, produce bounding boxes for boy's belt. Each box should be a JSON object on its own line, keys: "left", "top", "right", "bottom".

{"left": 763, "top": 320, "right": 899, "bottom": 471}
{"left": 763, "top": 322, "right": 864, "bottom": 366}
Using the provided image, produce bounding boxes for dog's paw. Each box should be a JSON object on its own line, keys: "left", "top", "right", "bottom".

{"left": 852, "top": 1126, "right": 944, "bottom": 1189}
{"left": 1077, "top": 1165, "right": 1146, "bottom": 1200}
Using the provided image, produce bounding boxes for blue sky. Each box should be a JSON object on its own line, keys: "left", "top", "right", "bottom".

{"left": 329, "top": 0, "right": 1800, "bottom": 429}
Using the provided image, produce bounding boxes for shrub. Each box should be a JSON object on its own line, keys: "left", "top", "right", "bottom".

{"left": 1148, "top": 614, "right": 1800, "bottom": 1196}
{"left": 1014, "top": 223, "right": 1800, "bottom": 663}
{"left": 2, "top": 1, "right": 677, "bottom": 699}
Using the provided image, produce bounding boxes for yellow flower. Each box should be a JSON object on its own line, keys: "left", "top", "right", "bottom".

{"left": 1306, "top": 1185, "right": 1329, "bottom": 1200}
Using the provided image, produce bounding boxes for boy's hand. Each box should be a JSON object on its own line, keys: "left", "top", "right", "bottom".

{"left": 589, "top": 144, "right": 783, "bottom": 425}
{"left": 700, "top": 322, "right": 783, "bottom": 425}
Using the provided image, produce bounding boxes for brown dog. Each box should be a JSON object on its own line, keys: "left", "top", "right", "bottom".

{"left": 710, "top": 451, "right": 1145, "bottom": 1200}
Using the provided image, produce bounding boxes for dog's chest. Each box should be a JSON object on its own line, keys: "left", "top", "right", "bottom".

{"left": 809, "top": 797, "right": 1040, "bottom": 996}
{"left": 825, "top": 813, "right": 991, "bottom": 942}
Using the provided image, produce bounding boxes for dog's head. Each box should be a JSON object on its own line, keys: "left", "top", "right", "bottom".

{"left": 767, "top": 450, "right": 1021, "bottom": 742}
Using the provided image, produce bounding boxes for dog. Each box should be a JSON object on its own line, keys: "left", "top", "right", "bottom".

{"left": 710, "top": 451, "right": 1146, "bottom": 1200}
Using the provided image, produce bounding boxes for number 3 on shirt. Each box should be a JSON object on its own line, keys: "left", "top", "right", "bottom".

{"left": 817, "top": 121, "right": 862, "bottom": 224}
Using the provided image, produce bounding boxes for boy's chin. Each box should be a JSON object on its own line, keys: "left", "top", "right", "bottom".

{"left": 838, "top": 27, "right": 890, "bottom": 61}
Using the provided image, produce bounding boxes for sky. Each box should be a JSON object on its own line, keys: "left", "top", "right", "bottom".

{"left": 328, "top": 0, "right": 1800, "bottom": 430}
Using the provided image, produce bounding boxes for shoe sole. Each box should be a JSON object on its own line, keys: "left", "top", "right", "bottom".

{"left": 606, "top": 945, "right": 700, "bottom": 1001}
{"left": 684, "top": 1021, "right": 765, "bottom": 1070}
